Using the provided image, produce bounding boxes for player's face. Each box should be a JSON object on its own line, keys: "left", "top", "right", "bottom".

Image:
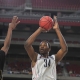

{"left": 39, "top": 41, "right": 50, "bottom": 55}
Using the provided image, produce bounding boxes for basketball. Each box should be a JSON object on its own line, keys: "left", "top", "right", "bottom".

{"left": 39, "top": 16, "right": 53, "bottom": 31}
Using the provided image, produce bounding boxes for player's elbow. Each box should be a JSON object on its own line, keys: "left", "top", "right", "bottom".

{"left": 1, "top": 46, "right": 9, "bottom": 55}
{"left": 63, "top": 46, "right": 68, "bottom": 54}
{"left": 24, "top": 41, "right": 30, "bottom": 48}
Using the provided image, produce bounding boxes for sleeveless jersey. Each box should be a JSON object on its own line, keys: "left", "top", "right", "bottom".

{"left": 32, "top": 54, "right": 56, "bottom": 80}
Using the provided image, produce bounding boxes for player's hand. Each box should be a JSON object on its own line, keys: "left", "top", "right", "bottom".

{"left": 9, "top": 16, "right": 20, "bottom": 30}
{"left": 53, "top": 16, "right": 59, "bottom": 30}
{"left": 39, "top": 27, "right": 48, "bottom": 32}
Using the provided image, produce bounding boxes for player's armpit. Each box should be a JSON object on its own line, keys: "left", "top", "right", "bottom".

{"left": 24, "top": 45, "right": 38, "bottom": 62}
{"left": 55, "top": 48, "right": 68, "bottom": 64}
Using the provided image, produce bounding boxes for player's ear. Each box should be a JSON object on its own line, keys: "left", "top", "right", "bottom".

{"left": 49, "top": 48, "right": 51, "bottom": 52}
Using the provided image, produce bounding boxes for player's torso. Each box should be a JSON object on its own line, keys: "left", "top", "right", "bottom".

{"left": 32, "top": 54, "right": 56, "bottom": 80}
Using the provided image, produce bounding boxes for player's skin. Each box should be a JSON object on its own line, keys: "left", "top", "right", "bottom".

{"left": 1, "top": 16, "right": 20, "bottom": 55}
{"left": 24, "top": 16, "right": 68, "bottom": 67}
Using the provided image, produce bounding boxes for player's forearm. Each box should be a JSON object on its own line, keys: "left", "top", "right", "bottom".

{"left": 55, "top": 28, "right": 68, "bottom": 52}
{"left": 3, "top": 27, "right": 12, "bottom": 49}
{"left": 25, "top": 27, "right": 42, "bottom": 47}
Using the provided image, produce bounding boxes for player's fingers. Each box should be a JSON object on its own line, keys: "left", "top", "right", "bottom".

{"left": 14, "top": 16, "right": 18, "bottom": 22}
{"left": 12, "top": 16, "right": 18, "bottom": 22}
{"left": 13, "top": 16, "right": 17, "bottom": 20}
{"left": 16, "top": 17, "right": 18, "bottom": 21}
{"left": 16, "top": 21, "right": 20, "bottom": 25}
{"left": 12, "top": 16, "right": 16, "bottom": 22}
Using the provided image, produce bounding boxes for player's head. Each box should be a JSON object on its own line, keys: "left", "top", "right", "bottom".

{"left": 39, "top": 40, "right": 51, "bottom": 56}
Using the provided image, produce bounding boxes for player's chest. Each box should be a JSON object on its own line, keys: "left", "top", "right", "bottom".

{"left": 37, "top": 58, "right": 54, "bottom": 68}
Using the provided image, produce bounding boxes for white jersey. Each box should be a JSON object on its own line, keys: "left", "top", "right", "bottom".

{"left": 32, "top": 54, "right": 56, "bottom": 80}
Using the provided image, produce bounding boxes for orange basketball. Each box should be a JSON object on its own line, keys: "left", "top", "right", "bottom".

{"left": 39, "top": 16, "right": 53, "bottom": 31}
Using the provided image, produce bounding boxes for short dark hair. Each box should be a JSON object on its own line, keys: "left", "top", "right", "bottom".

{"left": 41, "top": 40, "right": 51, "bottom": 49}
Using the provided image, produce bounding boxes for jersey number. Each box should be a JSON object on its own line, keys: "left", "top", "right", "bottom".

{"left": 44, "top": 59, "right": 51, "bottom": 67}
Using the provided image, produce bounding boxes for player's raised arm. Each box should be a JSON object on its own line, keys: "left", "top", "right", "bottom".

{"left": 24, "top": 27, "right": 45, "bottom": 62}
{"left": 53, "top": 16, "right": 68, "bottom": 63}
{"left": 1, "top": 16, "right": 20, "bottom": 55}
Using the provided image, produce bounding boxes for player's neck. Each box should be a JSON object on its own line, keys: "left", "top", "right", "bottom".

{"left": 42, "top": 54, "right": 48, "bottom": 58}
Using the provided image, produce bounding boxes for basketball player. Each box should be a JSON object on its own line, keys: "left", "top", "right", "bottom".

{"left": 24, "top": 16, "right": 68, "bottom": 80}
{"left": 0, "top": 16, "right": 20, "bottom": 79}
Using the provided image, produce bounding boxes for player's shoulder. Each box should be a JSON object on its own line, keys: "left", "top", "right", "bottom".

{"left": 37, "top": 54, "right": 41, "bottom": 60}
{"left": 49, "top": 54, "right": 55, "bottom": 60}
